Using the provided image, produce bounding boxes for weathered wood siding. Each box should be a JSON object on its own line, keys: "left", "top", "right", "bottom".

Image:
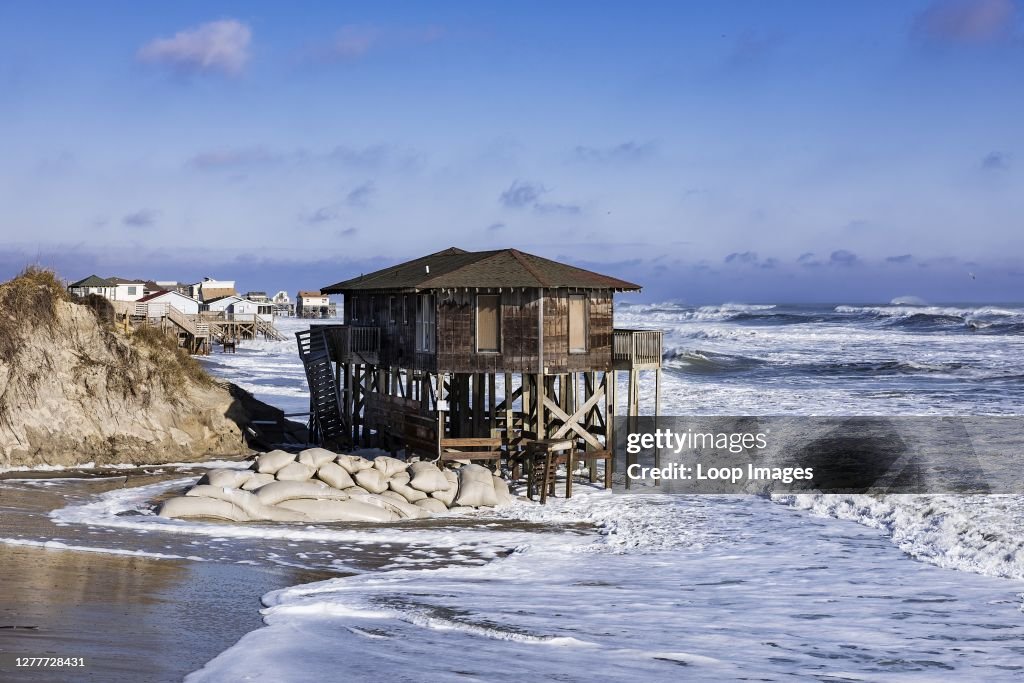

{"left": 542, "top": 288, "right": 612, "bottom": 374}
{"left": 346, "top": 293, "right": 435, "bottom": 371}
{"left": 436, "top": 288, "right": 541, "bottom": 373}
{"left": 341, "top": 287, "right": 613, "bottom": 374}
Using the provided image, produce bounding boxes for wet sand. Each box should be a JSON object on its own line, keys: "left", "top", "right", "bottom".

{"left": 0, "top": 543, "right": 331, "bottom": 683}
{"left": 0, "top": 467, "right": 334, "bottom": 683}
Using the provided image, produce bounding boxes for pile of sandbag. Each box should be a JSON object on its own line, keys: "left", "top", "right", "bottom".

{"left": 157, "top": 448, "right": 515, "bottom": 523}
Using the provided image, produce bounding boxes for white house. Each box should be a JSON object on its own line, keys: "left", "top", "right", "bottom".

{"left": 204, "top": 294, "right": 243, "bottom": 313}
{"left": 205, "top": 295, "right": 273, "bottom": 322}
{"left": 108, "top": 277, "right": 146, "bottom": 302}
{"left": 68, "top": 275, "right": 114, "bottom": 299}
{"left": 233, "top": 298, "right": 275, "bottom": 322}
{"left": 136, "top": 290, "right": 200, "bottom": 317}
{"left": 297, "top": 291, "right": 334, "bottom": 318}
{"left": 191, "top": 278, "right": 237, "bottom": 303}
{"left": 272, "top": 290, "right": 294, "bottom": 316}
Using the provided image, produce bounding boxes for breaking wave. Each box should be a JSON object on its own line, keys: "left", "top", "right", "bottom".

{"left": 777, "top": 494, "right": 1024, "bottom": 580}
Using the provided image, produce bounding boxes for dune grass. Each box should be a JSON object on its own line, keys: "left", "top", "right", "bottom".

{"left": 0, "top": 267, "right": 214, "bottom": 420}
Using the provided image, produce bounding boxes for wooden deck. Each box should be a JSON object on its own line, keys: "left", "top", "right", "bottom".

{"left": 315, "top": 324, "right": 661, "bottom": 371}
{"left": 612, "top": 328, "right": 663, "bottom": 370}
{"left": 112, "top": 301, "right": 286, "bottom": 354}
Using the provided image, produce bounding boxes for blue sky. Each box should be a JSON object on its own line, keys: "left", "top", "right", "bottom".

{"left": 1, "top": 1, "right": 1022, "bottom": 302}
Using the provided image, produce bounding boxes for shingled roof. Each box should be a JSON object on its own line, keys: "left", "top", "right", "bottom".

{"left": 69, "top": 274, "right": 113, "bottom": 288}
{"left": 322, "top": 247, "right": 641, "bottom": 293}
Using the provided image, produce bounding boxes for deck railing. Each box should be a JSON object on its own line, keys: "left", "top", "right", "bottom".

{"left": 320, "top": 325, "right": 380, "bottom": 362}
{"left": 612, "top": 328, "right": 663, "bottom": 369}
{"left": 167, "top": 305, "right": 208, "bottom": 337}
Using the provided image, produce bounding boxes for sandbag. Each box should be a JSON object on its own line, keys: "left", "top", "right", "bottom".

{"left": 199, "top": 469, "right": 254, "bottom": 489}
{"left": 354, "top": 468, "right": 388, "bottom": 494}
{"left": 343, "top": 487, "right": 371, "bottom": 499}
{"left": 241, "top": 472, "right": 275, "bottom": 491}
{"left": 388, "top": 475, "right": 428, "bottom": 503}
{"left": 297, "top": 447, "right": 338, "bottom": 468}
{"left": 276, "top": 498, "right": 399, "bottom": 523}
{"left": 275, "top": 462, "right": 316, "bottom": 482}
{"left": 454, "top": 465, "right": 499, "bottom": 507}
{"left": 430, "top": 470, "right": 459, "bottom": 506}
{"left": 256, "top": 450, "right": 296, "bottom": 474}
{"left": 255, "top": 480, "right": 342, "bottom": 506}
{"left": 363, "top": 493, "right": 430, "bottom": 520}
{"left": 492, "top": 475, "right": 514, "bottom": 507}
{"left": 380, "top": 490, "right": 409, "bottom": 503}
{"left": 372, "top": 456, "right": 407, "bottom": 478}
{"left": 414, "top": 497, "right": 449, "bottom": 513}
{"left": 407, "top": 461, "right": 449, "bottom": 493}
{"left": 460, "top": 463, "right": 495, "bottom": 485}
{"left": 316, "top": 461, "right": 356, "bottom": 489}
{"left": 335, "top": 454, "right": 374, "bottom": 474}
{"left": 184, "top": 485, "right": 308, "bottom": 521}
{"left": 158, "top": 496, "right": 250, "bottom": 522}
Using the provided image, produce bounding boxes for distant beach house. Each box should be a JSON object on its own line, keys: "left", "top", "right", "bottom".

{"left": 154, "top": 280, "right": 193, "bottom": 296}
{"left": 68, "top": 275, "right": 147, "bottom": 302}
{"left": 297, "top": 291, "right": 334, "bottom": 318}
{"left": 245, "top": 291, "right": 269, "bottom": 303}
{"left": 107, "top": 277, "right": 147, "bottom": 302}
{"left": 137, "top": 290, "right": 201, "bottom": 317}
{"left": 68, "top": 275, "right": 114, "bottom": 299}
{"left": 205, "top": 295, "right": 274, "bottom": 322}
{"left": 272, "top": 290, "right": 294, "bottom": 317}
{"left": 190, "top": 278, "right": 237, "bottom": 303}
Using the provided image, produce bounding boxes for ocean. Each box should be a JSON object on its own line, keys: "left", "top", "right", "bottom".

{"left": 6, "top": 302, "right": 1024, "bottom": 680}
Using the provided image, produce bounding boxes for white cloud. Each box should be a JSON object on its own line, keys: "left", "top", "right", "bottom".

{"left": 138, "top": 19, "right": 252, "bottom": 76}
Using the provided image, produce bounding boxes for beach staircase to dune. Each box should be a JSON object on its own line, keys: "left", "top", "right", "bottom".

{"left": 296, "top": 327, "right": 346, "bottom": 445}
{"left": 165, "top": 305, "right": 210, "bottom": 355}
{"left": 255, "top": 317, "right": 286, "bottom": 341}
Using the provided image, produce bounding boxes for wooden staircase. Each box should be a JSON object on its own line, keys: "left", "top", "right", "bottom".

{"left": 165, "top": 305, "right": 210, "bottom": 354}
{"left": 296, "top": 327, "right": 347, "bottom": 445}
{"left": 255, "top": 317, "right": 286, "bottom": 341}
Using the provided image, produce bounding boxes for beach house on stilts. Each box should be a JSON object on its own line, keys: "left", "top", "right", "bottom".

{"left": 296, "top": 247, "right": 662, "bottom": 491}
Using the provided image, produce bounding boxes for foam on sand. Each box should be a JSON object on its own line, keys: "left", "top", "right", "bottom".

{"left": 187, "top": 493, "right": 1024, "bottom": 681}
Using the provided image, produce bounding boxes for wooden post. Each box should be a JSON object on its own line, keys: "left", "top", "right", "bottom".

{"left": 626, "top": 369, "right": 639, "bottom": 490}
{"left": 585, "top": 371, "right": 597, "bottom": 483}
{"left": 473, "top": 373, "right": 484, "bottom": 437}
{"left": 535, "top": 373, "right": 545, "bottom": 439}
{"left": 654, "top": 368, "right": 662, "bottom": 484}
{"left": 504, "top": 372, "right": 514, "bottom": 434}
{"left": 437, "top": 372, "right": 447, "bottom": 456}
{"left": 607, "top": 370, "right": 616, "bottom": 480}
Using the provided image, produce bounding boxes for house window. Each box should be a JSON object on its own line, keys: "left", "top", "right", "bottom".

{"left": 389, "top": 296, "right": 398, "bottom": 325}
{"left": 370, "top": 295, "right": 377, "bottom": 323}
{"left": 349, "top": 296, "right": 358, "bottom": 322}
{"left": 127, "top": 286, "right": 137, "bottom": 295}
{"left": 569, "top": 293, "right": 588, "bottom": 353}
{"left": 476, "top": 294, "right": 501, "bottom": 353}
{"left": 416, "top": 294, "right": 435, "bottom": 352}
{"left": 403, "top": 295, "right": 411, "bottom": 325}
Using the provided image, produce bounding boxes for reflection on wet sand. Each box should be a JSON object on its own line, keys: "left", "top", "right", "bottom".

{"left": 0, "top": 526, "right": 329, "bottom": 683}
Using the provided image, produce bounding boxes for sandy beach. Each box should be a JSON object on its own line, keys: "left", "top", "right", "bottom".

{"left": 0, "top": 544, "right": 329, "bottom": 683}
{"left": 0, "top": 468, "right": 333, "bottom": 683}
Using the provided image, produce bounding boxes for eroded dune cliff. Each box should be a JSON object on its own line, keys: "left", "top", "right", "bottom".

{"left": 0, "top": 269, "right": 280, "bottom": 468}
